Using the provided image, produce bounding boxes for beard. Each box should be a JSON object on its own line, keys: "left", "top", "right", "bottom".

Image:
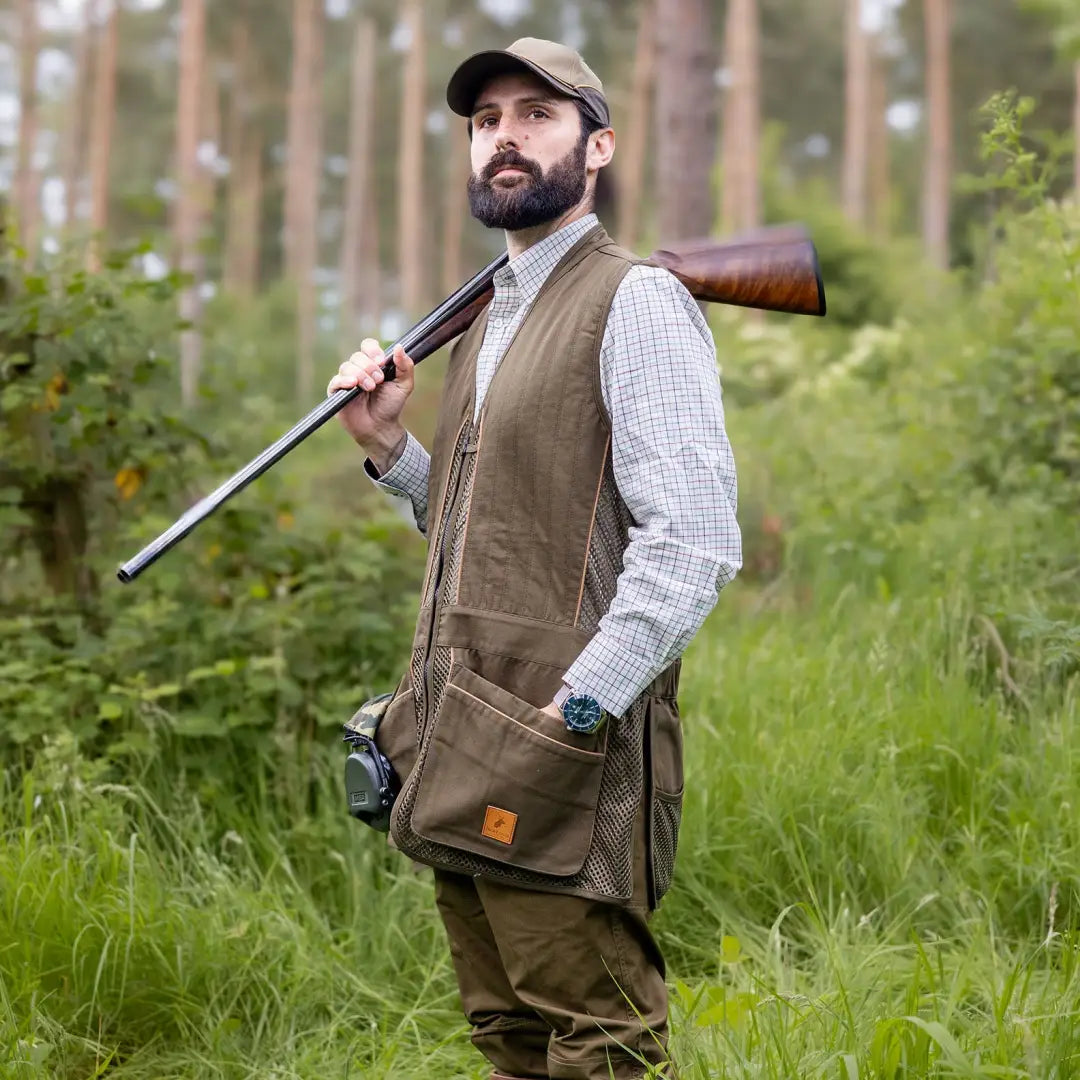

{"left": 467, "top": 138, "right": 588, "bottom": 230}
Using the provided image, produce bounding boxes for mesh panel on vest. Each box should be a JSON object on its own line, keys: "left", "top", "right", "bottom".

{"left": 422, "top": 424, "right": 470, "bottom": 611}
{"left": 411, "top": 424, "right": 471, "bottom": 741}
{"left": 578, "top": 456, "right": 634, "bottom": 634}
{"left": 445, "top": 447, "right": 479, "bottom": 607}
{"left": 651, "top": 794, "right": 682, "bottom": 902}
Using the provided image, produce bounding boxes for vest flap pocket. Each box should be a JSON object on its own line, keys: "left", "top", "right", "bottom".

{"left": 410, "top": 667, "right": 605, "bottom": 877}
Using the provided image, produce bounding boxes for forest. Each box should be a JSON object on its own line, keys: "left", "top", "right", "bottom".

{"left": 1, "top": 0, "right": 1079, "bottom": 1076}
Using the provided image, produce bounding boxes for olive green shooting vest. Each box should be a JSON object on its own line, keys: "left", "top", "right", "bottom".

{"left": 376, "top": 225, "right": 684, "bottom": 908}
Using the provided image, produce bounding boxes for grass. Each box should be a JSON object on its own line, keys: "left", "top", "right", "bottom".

{"left": 2, "top": 559, "right": 1078, "bottom": 1078}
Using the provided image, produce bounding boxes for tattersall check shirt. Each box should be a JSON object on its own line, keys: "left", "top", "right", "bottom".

{"left": 367, "top": 213, "right": 742, "bottom": 717}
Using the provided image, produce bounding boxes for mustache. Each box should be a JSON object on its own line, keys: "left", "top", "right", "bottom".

{"left": 479, "top": 150, "right": 543, "bottom": 184}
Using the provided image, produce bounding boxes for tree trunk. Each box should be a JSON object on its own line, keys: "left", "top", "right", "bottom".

{"left": 236, "top": 125, "right": 264, "bottom": 296}
{"left": 341, "top": 14, "right": 377, "bottom": 341}
{"left": 284, "top": 0, "right": 319, "bottom": 279}
{"left": 28, "top": 480, "right": 98, "bottom": 606}
{"left": 441, "top": 115, "right": 468, "bottom": 296}
{"left": 224, "top": 18, "right": 259, "bottom": 297}
{"left": 14, "top": 0, "right": 40, "bottom": 256}
{"left": 656, "top": 0, "right": 716, "bottom": 242}
{"left": 175, "top": 0, "right": 205, "bottom": 406}
{"left": 735, "top": 0, "right": 761, "bottom": 233}
{"left": 922, "top": 0, "right": 951, "bottom": 270}
{"left": 720, "top": 0, "right": 739, "bottom": 235}
{"left": 86, "top": 0, "right": 119, "bottom": 270}
{"left": 285, "top": 0, "right": 324, "bottom": 402}
{"left": 398, "top": 0, "right": 426, "bottom": 316}
{"left": 842, "top": 0, "right": 870, "bottom": 227}
{"left": 868, "top": 33, "right": 890, "bottom": 238}
{"left": 616, "top": 0, "right": 657, "bottom": 250}
{"left": 360, "top": 122, "right": 382, "bottom": 336}
{"left": 61, "top": 0, "right": 98, "bottom": 230}
{"left": 720, "top": 0, "right": 761, "bottom": 235}
{"left": 1074, "top": 61, "right": 1080, "bottom": 195}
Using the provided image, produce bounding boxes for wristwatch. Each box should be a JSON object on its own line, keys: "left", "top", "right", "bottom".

{"left": 553, "top": 684, "right": 607, "bottom": 735}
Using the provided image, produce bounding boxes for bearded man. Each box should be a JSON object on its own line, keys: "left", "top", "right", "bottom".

{"left": 327, "top": 38, "right": 742, "bottom": 1080}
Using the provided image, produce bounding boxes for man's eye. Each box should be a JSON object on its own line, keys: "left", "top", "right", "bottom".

{"left": 529, "top": 109, "right": 548, "bottom": 120}
{"left": 478, "top": 116, "right": 497, "bottom": 128}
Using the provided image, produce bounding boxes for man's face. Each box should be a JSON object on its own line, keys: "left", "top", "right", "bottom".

{"left": 466, "top": 71, "right": 608, "bottom": 230}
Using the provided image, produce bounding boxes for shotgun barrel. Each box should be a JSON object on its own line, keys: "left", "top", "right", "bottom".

{"left": 117, "top": 225, "right": 825, "bottom": 583}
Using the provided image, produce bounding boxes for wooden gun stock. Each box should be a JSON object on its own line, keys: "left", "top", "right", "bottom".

{"left": 646, "top": 225, "right": 826, "bottom": 316}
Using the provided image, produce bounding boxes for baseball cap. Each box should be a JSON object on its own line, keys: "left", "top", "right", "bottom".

{"left": 446, "top": 37, "right": 611, "bottom": 129}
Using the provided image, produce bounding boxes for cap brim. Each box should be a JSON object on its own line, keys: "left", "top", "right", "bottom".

{"left": 446, "top": 50, "right": 584, "bottom": 118}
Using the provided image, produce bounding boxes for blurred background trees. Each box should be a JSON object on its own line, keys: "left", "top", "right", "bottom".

{"left": 2, "top": 0, "right": 1079, "bottom": 405}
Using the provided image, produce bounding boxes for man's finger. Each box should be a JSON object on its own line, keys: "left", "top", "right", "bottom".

{"left": 360, "top": 338, "right": 384, "bottom": 361}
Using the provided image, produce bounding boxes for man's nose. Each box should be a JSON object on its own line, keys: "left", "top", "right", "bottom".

{"left": 494, "top": 121, "right": 520, "bottom": 151}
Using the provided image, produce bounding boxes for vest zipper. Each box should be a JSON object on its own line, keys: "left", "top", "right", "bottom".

{"left": 421, "top": 420, "right": 481, "bottom": 733}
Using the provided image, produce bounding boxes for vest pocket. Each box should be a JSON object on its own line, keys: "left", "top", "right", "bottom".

{"left": 410, "top": 665, "right": 606, "bottom": 876}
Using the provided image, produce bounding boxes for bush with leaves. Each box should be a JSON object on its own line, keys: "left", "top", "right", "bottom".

{"left": 0, "top": 241, "right": 203, "bottom": 606}
{"left": 0, "top": 240, "right": 426, "bottom": 804}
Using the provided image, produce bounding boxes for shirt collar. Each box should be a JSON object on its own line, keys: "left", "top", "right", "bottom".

{"left": 494, "top": 214, "right": 601, "bottom": 306}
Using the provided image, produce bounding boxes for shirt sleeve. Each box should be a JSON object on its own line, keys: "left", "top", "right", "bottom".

{"left": 363, "top": 431, "right": 431, "bottom": 537}
{"left": 562, "top": 265, "right": 742, "bottom": 717}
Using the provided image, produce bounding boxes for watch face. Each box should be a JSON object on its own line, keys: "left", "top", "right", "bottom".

{"left": 562, "top": 694, "right": 604, "bottom": 734}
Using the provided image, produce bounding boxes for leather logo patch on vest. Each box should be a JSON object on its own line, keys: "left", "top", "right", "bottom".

{"left": 482, "top": 805, "right": 517, "bottom": 845}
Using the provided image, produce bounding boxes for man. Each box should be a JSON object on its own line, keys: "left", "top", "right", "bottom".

{"left": 327, "top": 38, "right": 741, "bottom": 1080}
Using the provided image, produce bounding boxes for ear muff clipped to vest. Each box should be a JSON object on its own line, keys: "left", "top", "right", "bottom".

{"left": 343, "top": 693, "right": 401, "bottom": 832}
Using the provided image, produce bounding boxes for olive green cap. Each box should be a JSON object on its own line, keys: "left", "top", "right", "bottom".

{"left": 446, "top": 37, "right": 611, "bottom": 129}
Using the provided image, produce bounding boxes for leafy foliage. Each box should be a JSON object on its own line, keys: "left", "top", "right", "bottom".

{"left": 0, "top": 244, "right": 425, "bottom": 778}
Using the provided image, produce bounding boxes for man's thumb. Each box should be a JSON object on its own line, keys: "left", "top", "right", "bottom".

{"left": 393, "top": 343, "right": 415, "bottom": 388}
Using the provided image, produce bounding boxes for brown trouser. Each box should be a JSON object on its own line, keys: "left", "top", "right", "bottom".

{"left": 433, "top": 868, "right": 670, "bottom": 1080}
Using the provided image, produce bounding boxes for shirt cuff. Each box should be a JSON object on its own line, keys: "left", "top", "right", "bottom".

{"left": 363, "top": 431, "right": 429, "bottom": 499}
{"left": 563, "top": 634, "right": 661, "bottom": 719}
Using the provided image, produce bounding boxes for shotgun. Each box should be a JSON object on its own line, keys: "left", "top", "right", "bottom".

{"left": 117, "top": 224, "right": 825, "bottom": 583}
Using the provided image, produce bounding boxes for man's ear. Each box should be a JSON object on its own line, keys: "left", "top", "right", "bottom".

{"left": 588, "top": 128, "right": 615, "bottom": 171}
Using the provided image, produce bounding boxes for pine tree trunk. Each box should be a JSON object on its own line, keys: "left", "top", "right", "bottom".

{"left": 284, "top": 0, "right": 319, "bottom": 279}
{"left": 720, "top": 0, "right": 739, "bottom": 235}
{"left": 61, "top": 0, "right": 97, "bottom": 230}
{"left": 14, "top": 0, "right": 40, "bottom": 255}
{"left": 341, "top": 14, "right": 376, "bottom": 341}
{"left": 398, "top": 0, "right": 426, "bottom": 316}
{"left": 922, "top": 0, "right": 951, "bottom": 270}
{"left": 720, "top": 0, "right": 760, "bottom": 235}
{"left": 175, "top": 0, "right": 205, "bottom": 406}
{"left": 86, "top": 0, "right": 119, "bottom": 270}
{"left": 441, "top": 116, "right": 468, "bottom": 296}
{"left": 868, "top": 34, "right": 890, "bottom": 238}
{"left": 224, "top": 18, "right": 258, "bottom": 297}
{"left": 360, "top": 128, "right": 382, "bottom": 335}
{"left": 289, "top": 0, "right": 324, "bottom": 402}
{"left": 736, "top": 0, "right": 761, "bottom": 233}
{"left": 1074, "top": 61, "right": 1080, "bottom": 195}
{"left": 616, "top": 0, "right": 656, "bottom": 250}
{"left": 842, "top": 0, "right": 870, "bottom": 227}
{"left": 656, "top": 0, "right": 717, "bottom": 242}
{"left": 237, "top": 125, "right": 264, "bottom": 295}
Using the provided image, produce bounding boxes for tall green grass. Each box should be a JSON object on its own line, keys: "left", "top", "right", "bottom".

{"left": 3, "top": 558, "right": 1078, "bottom": 1078}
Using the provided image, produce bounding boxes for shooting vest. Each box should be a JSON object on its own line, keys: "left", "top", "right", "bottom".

{"left": 377, "top": 224, "right": 684, "bottom": 908}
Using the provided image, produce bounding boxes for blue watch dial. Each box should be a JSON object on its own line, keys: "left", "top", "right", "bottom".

{"left": 561, "top": 693, "right": 605, "bottom": 734}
